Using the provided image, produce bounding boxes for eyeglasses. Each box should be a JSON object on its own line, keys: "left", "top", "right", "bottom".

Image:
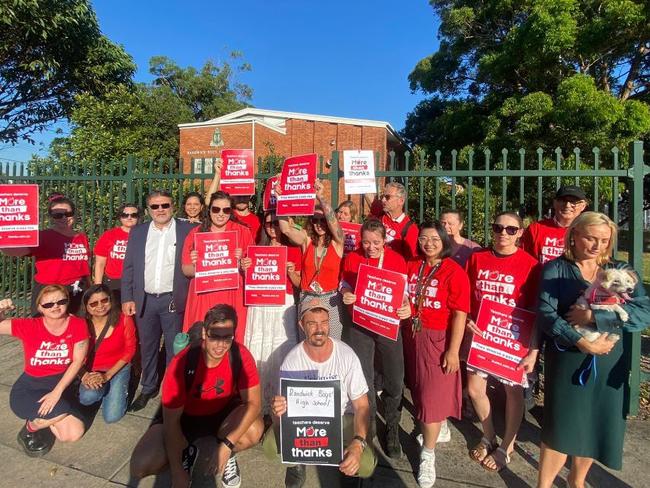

{"left": 211, "top": 206, "right": 232, "bottom": 215}
{"left": 380, "top": 194, "right": 398, "bottom": 201}
{"left": 418, "top": 236, "right": 442, "bottom": 244}
{"left": 50, "top": 211, "right": 74, "bottom": 219}
{"left": 88, "top": 297, "right": 110, "bottom": 309}
{"left": 40, "top": 298, "right": 69, "bottom": 309}
{"left": 120, "top": 212, "right": 139, "bottom": 219}
{"left": 205, "top": 329, "right": 234, "bottom": 343}
{"left": 149, "top": 203, "right": 171, "bottom": 210}
{"left": 492, "top": 224, "right": 520, "bottom": 235}
{"left": 556, "top": 197, "right": 584, "bottom": 207}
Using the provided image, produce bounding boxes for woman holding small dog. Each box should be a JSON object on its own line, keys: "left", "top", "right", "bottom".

{"left": 536, "top": 212, "right": 650, "bottom": 488}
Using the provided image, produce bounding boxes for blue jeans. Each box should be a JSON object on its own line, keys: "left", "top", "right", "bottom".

{"left": 78, "top": 364, "right": 131, "bottom": 423}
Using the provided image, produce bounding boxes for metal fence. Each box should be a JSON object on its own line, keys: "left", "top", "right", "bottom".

{"left": 1, "top": 141, "right": 648, "bottom": 415}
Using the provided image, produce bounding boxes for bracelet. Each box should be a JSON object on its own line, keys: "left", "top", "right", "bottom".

{"left": 218, "top": 436, "right": 235, "bottom": 451}
{"left": 352, "top": 435, "right": 367, "bottom": 451}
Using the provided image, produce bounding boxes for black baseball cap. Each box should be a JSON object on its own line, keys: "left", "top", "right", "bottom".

{"left": 555, "top": 185, "right": 586, "bottom": 200}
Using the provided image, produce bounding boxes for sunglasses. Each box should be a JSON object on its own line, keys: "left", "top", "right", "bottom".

{"left": 88, "top": 297, "right": 110, "bottom": 309}
{"left": 120, "top": 212, "right": 139, "bottom": 219}
{"left": 211, "top": 206, "right": 232, "bottom": 215}
{"left": 149, "top": 203, "right": 171, "bottom": 210}
{"left": 40, "top": 298, "right": 69, "bottom": 309}
{"left": 492, "top": 224, "right": 520, "bottom": 236}
{"left": 50, "top": 211, "right": 74, "bottom": 219}
{"left": 311, "top": 216, "right": 326, "bottom": 223}
{"left": 206, "top": 329, "right": 234, "bottom": 343}
{"left": 380, "top": 194, "right": 397, "bottom": 201}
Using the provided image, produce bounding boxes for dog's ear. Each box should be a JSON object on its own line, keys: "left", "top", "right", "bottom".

{"left": 625, "top": 269, "right": 639, "bottom": 285}
{"left": 597, "top": 268, "right": 609, "bottom": 280}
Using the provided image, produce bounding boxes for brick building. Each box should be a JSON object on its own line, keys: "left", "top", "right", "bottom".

{"left": 178, "top": 108, "right": 407, "bottom": 207}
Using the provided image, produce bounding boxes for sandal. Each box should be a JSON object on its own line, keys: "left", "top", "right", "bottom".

{"left": 468, "top": 436, "right": 497, "bottom": 464}
{"left": 482, "top": 447, "right": 511, "bottom": 472}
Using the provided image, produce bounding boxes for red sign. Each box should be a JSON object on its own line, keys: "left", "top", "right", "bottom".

{"left": 339, "top": 221, "right": 362, "bottom": 255}
{"left": 352, "top": 264, "right": 407, "bottom": 341}
{"left": 245, "top": 246, "right": 287, "bottom": 306}
{"left": 263, "top": 176, "right": 279, "bottom": 211}
{"left": 220, "top": 149, "right": 255, "bottom": 195}
{"left": 0, "top": 184, "right": 39, "bottom": 248}
{"left": 194, "top": 231, "right": 239, "bottom": 293}
{"left": 466, "top": 299, "right": 536, "bottom": 385}
{"left": 276, "top": 153, "right": 316, "bottom": 216}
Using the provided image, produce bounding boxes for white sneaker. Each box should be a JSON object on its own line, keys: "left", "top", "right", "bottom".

{"left": 417, "top": 448, "right": 436, "bottom": 487}
{"left": 437, "top": 420, "right": 451, "bottom": 443}
{"left": 222, "top": 455, "right": 241, "bottom": 488}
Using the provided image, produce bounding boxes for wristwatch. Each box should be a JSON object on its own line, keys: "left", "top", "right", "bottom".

{"left": 218, "top": 436, "right": 236, "bottom": 451}
{"left": 353, "top": 435, "right": 367, "bottom": 451}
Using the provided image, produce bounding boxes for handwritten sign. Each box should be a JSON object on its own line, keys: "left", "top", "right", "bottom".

{"left": 280, "top": 378, "right": 342, "bottom": 466}
{"left": 276, "top": 154, "right": 316, "bottom": 216}
{"left": 194, "top": 231, "right": 239, "bottom": 293}
{"left": 339, "top": 221, "right": 362, "bottom": 255}
{"left": 343, "top": 150, "right": 376, "bottom": 194}
{"left": 245, "top": 246, "right": 287, "bottom": 306}
{"left": 0, "top": 184, "right": 39, "bottom": 247}
{"left": 263, "top": 176, "right": 279, "bottom": 211}
{"left": 467, "top": 299, "right": 535, "bottom": 385}
{"left": 220, "top": 149, "right": 255, "bottom": 195}
{"left": 352, "top": 264, "right": 407, "bottom": 341}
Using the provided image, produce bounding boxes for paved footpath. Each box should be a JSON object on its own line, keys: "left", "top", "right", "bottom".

{"left": 0, "top": 335, "right": 648, "bottom": 487}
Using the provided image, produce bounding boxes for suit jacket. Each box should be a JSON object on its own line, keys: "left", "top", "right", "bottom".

{"left": 121, "top": 218, "right": 193, "bottom": 317}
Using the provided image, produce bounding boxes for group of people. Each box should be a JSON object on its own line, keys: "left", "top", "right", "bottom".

{"left": 1, "top": 174, "right": 648, "bottom": 488}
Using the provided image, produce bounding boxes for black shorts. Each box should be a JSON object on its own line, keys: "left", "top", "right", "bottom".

{"left": 151, "top": 400, "right": 242, "bottom": 442}
{"left": 10, "top": 372, "right": 82, "bottom": 421}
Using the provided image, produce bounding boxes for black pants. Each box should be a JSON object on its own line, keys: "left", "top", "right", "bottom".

{"left": 135, "top": 293, "right": 183, "bottom": 395}
{"left": 347, "top": 324, "right": 404, "bottom": 430}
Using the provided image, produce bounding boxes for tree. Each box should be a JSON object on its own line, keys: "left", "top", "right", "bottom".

{"left": 0, "top": 0, "right": 135, "bottom": 145}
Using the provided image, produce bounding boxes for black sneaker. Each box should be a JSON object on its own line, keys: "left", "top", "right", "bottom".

{"left": 285, "top": 464, "right": 306, "bottom": 488}
{"left": 385, "top": 424, "right": 402, "bottom": 459}
{"left": 182, "top": 443, "right": 199, "bottom": 476}
{"left": 221, "top": 454, "right": 241, "bottom": 488}
{"left": 128, "top": 389, "right": 158, "bottom": 412}
{"left": 17, "top": 424, "right": 55, "bottom": 458}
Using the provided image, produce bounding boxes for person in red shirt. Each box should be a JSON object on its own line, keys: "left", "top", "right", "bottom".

{"left": 93, "top": 203, "right": 142, "bottom": 304}
{"left": 277, "top": 179, "right": 347, "bottom": 340}
{"left": 1, "top": 194, "right": 91, "bottom": 316}
{"left": 241, "top": 211, "right": 302, "bottom": 415}
{"left": 340, "top": 218, "right": 411, "bottom": 459}
{"left": 0, "top": 285, "right": 89, "bottom": 457}
{"left": 405, "top": 221, "right": 470, "bottom": 487}
{"left": 77, "top": 284, "right": 136, "bottom": 424}
{"left": 521, "top": 185, "right": 587, "bottom": 264}
{"left": 130, "top": 304, "right": 263, "bottom": 488}
{"left": 370, "top": 182, "right": 419, "bottom": 260}
{"left": 465, "top": 212, "right": 541, "bottom": 472}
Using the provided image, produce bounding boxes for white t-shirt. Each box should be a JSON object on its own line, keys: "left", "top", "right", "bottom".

{"left": 279, "top": 339, "right": 368, "bottom": 414}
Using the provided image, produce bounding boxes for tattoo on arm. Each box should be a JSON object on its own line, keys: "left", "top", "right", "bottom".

{"left": 322, "top": 200, "right": 344, "bottom": 241}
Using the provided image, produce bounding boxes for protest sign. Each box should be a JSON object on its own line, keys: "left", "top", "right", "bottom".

{"left": 245, "top": 246, "right": 287, "bottom": 306}
{"left": 276, "top": 153, "right": 316, "bottom": 216}
{"left": 220, "top": 149, "right": 255, "bottom": 195}
{"left": 339, "top": 221, "right": 362, "bottom": 255}
{"left": 0, "top": 184, "right": 39, "bottom": 247}
{"left": 352, "top": 264, "right": 407, "bottom": 341}
{"left": 194, "top": 231, "right": 239, "bottom": 293}
{"left": 280, "top": 378, "right": 342, "bottom": 466}
{"left": 343, "top": 150, "right": 376, "bottom": 195}
{"left": 466, "top": 299, "right": 536, "bottom": 384}
{"left": 263, "top": 175, "right": 279, "bottom": 211}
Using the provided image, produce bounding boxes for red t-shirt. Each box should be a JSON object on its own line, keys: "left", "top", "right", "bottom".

{"left": 89, "top": 314, "right": 137, "bottom": 372}
{"left": 341, "top": 247, "right": 407, "bottom": 291}
{"left": 407, "top": 258, "right": 470, "bottom": 330}
{"left": 466, "top": 248, "right": 541, "bottom": 318}
{"left": 29, "top": 229, "right": 90, "bottom": 285}
{"left": 520, "top": 218, "right": 568, "bottom": 264}
{"left": 11, "top": 316, "right": 89, "bottom": 377}
{"left": 161, "top": 343, "right": 260, "bottom": 416}
{"left": 93, "top": 227, "right": 130, "bottom": 279}
{"left": 373, "top": 212, "right": 419, "bottom": 261}
{"left": 236, "top": 211, "right": 261, "bottom": 243}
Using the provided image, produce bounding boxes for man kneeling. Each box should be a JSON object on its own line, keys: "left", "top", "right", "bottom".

{"left": 130, "top": 304, "right": 263, "bottom": 488}
{"left": 263, "top": 298, "right": 376, "bottom": 488}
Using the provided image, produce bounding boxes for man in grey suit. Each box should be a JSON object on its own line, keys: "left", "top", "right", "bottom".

{"left": 122, "top": 190, "right": 194, "bottom": 411}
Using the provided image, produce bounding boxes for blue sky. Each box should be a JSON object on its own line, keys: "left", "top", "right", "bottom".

{"left": 0, "top": 1, "right": 440, "bottom": 163}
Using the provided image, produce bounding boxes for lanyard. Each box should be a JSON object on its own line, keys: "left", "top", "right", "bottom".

{"left": 309, "top": 244, "right": 328, "bottom": 292}
{"left": 411, "top": 260, "right": 442, "bottom": 334}
{"left": 366, "top": 251, "right": 385, "bottom": 269}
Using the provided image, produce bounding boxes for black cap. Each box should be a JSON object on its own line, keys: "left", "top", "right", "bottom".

{"left": 555, "top": 185, "right": 586, "bottom": 200}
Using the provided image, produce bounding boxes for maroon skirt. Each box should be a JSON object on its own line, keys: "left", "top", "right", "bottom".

{"left": 410, "top": 328, "right": 461, "bottom": 424}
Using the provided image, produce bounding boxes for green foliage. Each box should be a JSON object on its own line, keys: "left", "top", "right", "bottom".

{"left": 0, "top": 0, "right": 135, "bottom": 144}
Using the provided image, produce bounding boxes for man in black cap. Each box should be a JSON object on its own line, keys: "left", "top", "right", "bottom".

{"left": 521, "top": 185, "right": 587, "bottom": 264}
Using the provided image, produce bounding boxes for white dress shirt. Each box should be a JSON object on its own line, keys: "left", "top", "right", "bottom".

{"left": 144, "top": 219, "right": 177, "bottom": 294}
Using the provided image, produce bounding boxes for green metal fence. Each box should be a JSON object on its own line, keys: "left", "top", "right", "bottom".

{"left": 0, "top": 142, "right": 647, "bottom": 415}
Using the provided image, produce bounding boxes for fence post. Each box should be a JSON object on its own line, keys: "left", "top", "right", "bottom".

{"left": 626, "top": 140, "right": 647, "bottom": 417}
{"left": 126, "top": 155, "right": 135, "bottom": 203}
{"left": 329, "top": 151, "right": 340, "bottom": 208}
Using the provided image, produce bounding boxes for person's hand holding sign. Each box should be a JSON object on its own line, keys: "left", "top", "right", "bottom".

{"left": 314, "top": 178, "right": 325, "bottom": 200}
{"left": 396, "top": 296, "right": 411, "bottom": 320}
{"left": 240, "top": 257, "right": 252, "bottom": 271}
{"left": 271, "top": 395, "right": 287, "bottom": 417}
{"left": 339, "top": 439, "right": 363, "bottom": 476}
{"left": 342, "top": 291, "right": 357, "bottom": 305}
{"left": 465, "top": 318, "right": 483, "bottom": 337}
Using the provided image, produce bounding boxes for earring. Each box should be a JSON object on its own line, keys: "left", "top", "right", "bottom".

{"left": 570, "top": 239, "right": 575, "bottom": 246}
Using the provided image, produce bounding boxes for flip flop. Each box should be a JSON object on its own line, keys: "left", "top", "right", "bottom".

{"left": 481, "top": 446, "right": 511, "bottom": 472}
{"left": 469, "top": 436, "right": 497, "bottom": 464}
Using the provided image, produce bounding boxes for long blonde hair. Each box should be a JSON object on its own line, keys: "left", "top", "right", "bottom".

{"left": 564, "top": 211, "right": 617, "bottom": 265}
